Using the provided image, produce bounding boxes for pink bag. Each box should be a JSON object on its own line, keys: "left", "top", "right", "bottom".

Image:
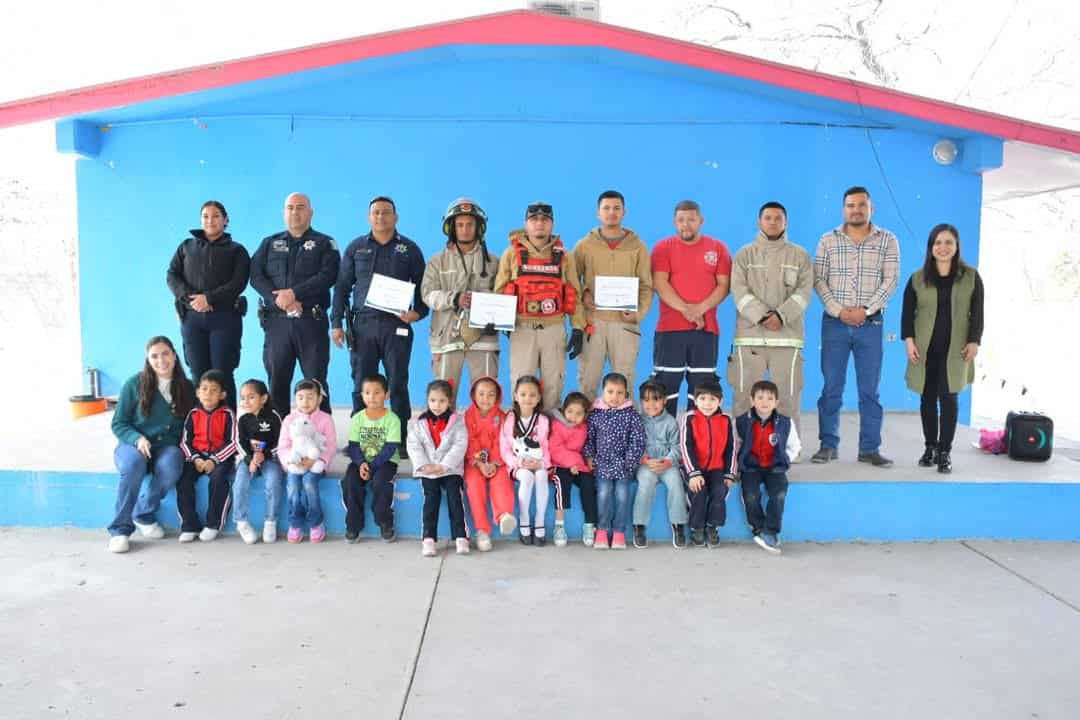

{"left": 978, "top": 428, "right": 1006, "bottom": 454}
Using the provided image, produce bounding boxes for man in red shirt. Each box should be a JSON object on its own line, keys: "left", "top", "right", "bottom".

{"left": 651, "top": 200, "right": 733, "bottom": 417}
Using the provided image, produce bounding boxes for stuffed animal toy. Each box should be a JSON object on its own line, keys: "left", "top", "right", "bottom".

{"left": 286, "top": 415, "right": 327, "bottom": 474}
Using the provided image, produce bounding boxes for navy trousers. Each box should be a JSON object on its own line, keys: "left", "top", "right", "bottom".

{"left": 653, "top": 330, "right": 720, "bottom": 417}
{"left": 263, "top": 315, "right": 331, "bottom": 415}
{"left": 351, "top": 313, "right": 414, "bottom": 445}
{"left": 181, "top": 310, "right": 242, "bottom": 410}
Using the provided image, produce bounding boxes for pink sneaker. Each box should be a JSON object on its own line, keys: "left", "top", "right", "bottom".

{"left": 594, "top": 529, "right": 609, "bottom": 549}
{"left": 287, "top": 527, "right": 303, "bottom": 544}
{"left": 611, "top": 531, "right": 627, "bottom": 550}
{"left": 309, "top": 525, "right": 326, "bottom": 543}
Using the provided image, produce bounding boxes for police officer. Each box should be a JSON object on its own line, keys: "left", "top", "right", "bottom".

{"left": 166, "top": 199, "right": 250, "bottom": 410}
{"left": 250, "top": 192, "right": 340, "bottom": 415}
{"left": 332, "top": 196, "right": 427, "bottom": 451}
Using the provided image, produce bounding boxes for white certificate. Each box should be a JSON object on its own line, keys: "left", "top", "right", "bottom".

{"left": 593, "top": 276, "right": 639, "bottom": 312}
{"left": 363, "top": 273, "right": 415, "bottom": 316}
{"left": 468, "top": 292, "right": 517, "bottom": 332}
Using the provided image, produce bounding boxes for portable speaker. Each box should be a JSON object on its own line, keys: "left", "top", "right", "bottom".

{"left": 1005, "top": 411, "right": 1053, "bottom": 462}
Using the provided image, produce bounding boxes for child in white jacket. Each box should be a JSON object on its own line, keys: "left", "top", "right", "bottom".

{"left": 408, "top": 380, "right": 470, "bottom": 557}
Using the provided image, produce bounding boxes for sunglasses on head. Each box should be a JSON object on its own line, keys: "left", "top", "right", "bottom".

{"left": 527, "top": 203, "right": 553, "bottom": 217}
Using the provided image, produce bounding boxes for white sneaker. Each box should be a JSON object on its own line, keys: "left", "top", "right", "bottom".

{"left": 455, "top": 538, "right": 471, "bottom": 555}
{"left": 476, "top": 531, "right": 493, "bottom": 552}
{"left": 236, "top": 521, "right": 258, "bottom": 545}
{"left": 421, "top": 538, "right": 438, "bottom": 557}
{"left": 263, "top": 521, "right": 278, "bottom": 544}
{"left": 498, "top": 513, "right": 517, "bottom": 535}
{"left": 199, "top": 527, "right": 219, "bottom": 542}
{"left": 178, "top": 531, "right": 198, "bottom": 543}
{"left": 108, "top": 535, "right": 130, "bottom": 553}
{"left": 133, "top": 521, "right": 165, "bottom": 539}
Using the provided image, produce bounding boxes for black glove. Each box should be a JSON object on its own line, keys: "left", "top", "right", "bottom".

{"left": 568, "top": 329, "right": 584, "bottom": 360}
{"left": 482, "top": 322, "right": 497, "bottom": 336}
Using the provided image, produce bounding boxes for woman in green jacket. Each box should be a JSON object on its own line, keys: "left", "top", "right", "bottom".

{"left": 107, "top": 336, "right": 194, "bottom": 553}
{"left": 901, "top": 224, "right": 984, "bottom": 474}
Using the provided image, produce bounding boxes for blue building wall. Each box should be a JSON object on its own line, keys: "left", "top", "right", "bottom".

{"left": 71, "top": 46, "right": 992, "bottom": 419}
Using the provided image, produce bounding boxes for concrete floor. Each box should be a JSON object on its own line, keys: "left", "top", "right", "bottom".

{"left": 2, "top": 528, "right": 1078, "bottom": 719}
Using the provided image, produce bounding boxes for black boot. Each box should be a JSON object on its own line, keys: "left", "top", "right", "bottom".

{"left": 918, "top": 444, "right": 937, "bottom": 467}
{"left": 937, "top": 447, "right": 952, "bottom": 474}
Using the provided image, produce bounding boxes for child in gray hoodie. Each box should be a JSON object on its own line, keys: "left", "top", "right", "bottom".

{"left": 633, "top": 380, "right": 688, "bottom": 548}
{"left": 408, "top": 380, "right": 470, "bottom": 557}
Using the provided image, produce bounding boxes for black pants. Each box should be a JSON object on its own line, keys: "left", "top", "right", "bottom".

{"left": 553, "top": 467, "right": 598, "bottom": 525}
{"left": 340, "top": 461, "right": 397, "bottom": 534}
{"left": 181, "top": 310, "right": 242, "bottom": 411}
{"left": 351, "top": 313, "right": 413, "bottom": 447}
{"left": 740, "top": 468, "right": 789, "bottom": 535}
{"left": 176, "top": 461, "right": 233, "bottom": 532}
{"left": 686, "top": 468, "right": 730, "bottom": 530}
{"left": 421, "top": 474, "right": 466, "bottom": 541}
{"left": 263, "top": 315, "right": 331, "bottom": 416}
{"left": 920, "top": 353, "right": 958, "bottom": 450}
{"left": 653, "top": 330, "right": 719, "bottom": 417}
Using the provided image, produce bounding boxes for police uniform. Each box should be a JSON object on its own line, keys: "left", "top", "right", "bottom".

{"left": 331, "top": 232, "right": 427, "bottom": 435}
{"left": 166, "top": 229, "right": 251, "bottom": 409}
{"left": 250, "top": 227, "right": 340, "bottom": 415}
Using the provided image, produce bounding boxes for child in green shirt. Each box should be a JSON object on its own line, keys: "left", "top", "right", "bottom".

{"left": 341, "top": 374, "right": 401, "bottom": 542}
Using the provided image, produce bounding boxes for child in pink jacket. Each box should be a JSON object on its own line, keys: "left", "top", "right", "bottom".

{"left": 278, "top": 379, "right": 337, "bottom": 544}
{"left": 499, "top": 375, "right": 551, "bottom": 546}
{"left": 548, "top": 392, "right": 596, "bottom": 547}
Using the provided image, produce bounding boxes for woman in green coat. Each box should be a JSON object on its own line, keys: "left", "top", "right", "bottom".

{"left": 107, "top": 335, "right": 194, "bottom": 553}
{"left": 901, "top": 224, "right": 984, "bottom": 474}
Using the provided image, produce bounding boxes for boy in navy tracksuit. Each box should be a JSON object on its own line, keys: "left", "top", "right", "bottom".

{"left": 678, "top": 380, "right": 736, "bottom": 548}
{"left": 177, "top": 370, "right": 239, "bottom": 541}
{"left": 735, "top": 380, "right": 801, "bottom": 554}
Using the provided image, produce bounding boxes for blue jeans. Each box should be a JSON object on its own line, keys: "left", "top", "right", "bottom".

{"left": 817, "top": 313, "right": 884, "bottom": 453}
{"left": 286, "top": 471, "right": 324, "bottom": 528}
{"left": 232, "top": 457, "right": 284, "bottom": 523}
{"left": 633, "top": 465, "right": 688, "bottom": 525}
{"left": 596, "top": 473, "right": 632, "bottom": 534}
{"left": 108, "top": 443, "right": 183, "bottom": 536}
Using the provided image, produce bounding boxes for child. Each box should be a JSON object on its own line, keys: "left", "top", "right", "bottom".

{"left": 232, "top": 379, "right": 284, "bottom": 544}
{"left": 500, "top": 375, "right": 551, "bottom": 546}
{"left": 735, "top": 380, "right": 800, "bottom": 555}
{"left": 463, "top": 376, "right": 517, "bottom": 552}
{"left": 633, "top": 380, "right": 688, "bottom": 549}
{"left": 409, "top": 380, "right": 470, "bottom": 557}
{"left": 177, "top": 370, "right": 239, "bottom": 542}
{"left": 583, "top": 372, "right": 645, "bottom": 550}
{"left": 341, "top": 374, "right": 401, "bottom": 543}
{"left": 678, "top": 380, "right": 737, "bottom": 548}
{"left": 278, "top": 379, "right": 336, "bottom": 544}
{"left": 549, "top": 392, "right": 596, "bottom": 547}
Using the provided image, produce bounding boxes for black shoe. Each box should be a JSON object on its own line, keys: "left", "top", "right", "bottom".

{"left": 519, "top": 529, "right": 534, "bottom": 546}
{"left": 380, "top": 523, "right": 397, "bottom": 543}
{"left": 705, "top": 525, "right": 721, "bottom": 547}
{"left": 811, "top": 446, "right": 838, "bottom": 463}
{"left": 918, "top": 444, "right": 937, "bottom": 467}
{"left": 633, "top": 525, "right": 648, "bottom": 548}
{"left": 398, "top": 446, "right": 409, "bottom": 460}
{"left": 672, "top": 524, "right": 687, "bottom": 548}
{"left": 535, "top": 532, "right": 547, "bottom": 547}
{"left": 937, "top": 450, "right": 953, "bottom": 474}
{"left": 857, "top": 451, "right": 894, "bottom": 468}
{"left": 691, "top": 528, "right": 706, "bottom": 547}
{"left": 345, "top": 530, "right": 360, "bottom": 544}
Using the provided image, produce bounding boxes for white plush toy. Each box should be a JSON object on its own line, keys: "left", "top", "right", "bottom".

{"left": 286, "top": 415, "right": 327, "bottom": 474}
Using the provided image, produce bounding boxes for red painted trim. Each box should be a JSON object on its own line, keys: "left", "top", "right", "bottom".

{"left": 3, "top": 10, "right": 1078, "bottom": 153}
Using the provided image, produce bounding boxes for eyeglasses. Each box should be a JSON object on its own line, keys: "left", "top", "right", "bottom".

{"left": 526, "top": 203, "right": 553, "bottom": 218}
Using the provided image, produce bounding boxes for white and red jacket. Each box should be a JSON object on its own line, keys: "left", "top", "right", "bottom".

{"left": 180, "top": 404, "right": 238, "bottom": 464}
{"left": 678, "top": 409, "right": 736, "bottom": 481}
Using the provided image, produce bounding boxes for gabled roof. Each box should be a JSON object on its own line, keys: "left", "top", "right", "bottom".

{"left": 2, "top": 10, "right": 1078, "bottom": 153}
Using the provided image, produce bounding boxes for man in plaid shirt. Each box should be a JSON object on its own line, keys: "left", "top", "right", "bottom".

{"left": 811, "top": 186, "right": 899, "bottom": 467}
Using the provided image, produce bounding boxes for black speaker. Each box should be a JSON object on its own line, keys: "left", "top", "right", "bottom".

{"left": 1005, "top": 411, "right": 1053, "bottom": 462}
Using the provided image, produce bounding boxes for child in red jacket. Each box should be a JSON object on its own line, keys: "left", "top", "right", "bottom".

{"left": 463, "top": 377, "right": 516, "bottom": 551}
{"left": 549, "top": 392, "right": 595, "bottom": 547}
{"left": 678, "top": 380, "right": 736, "bottom": 548}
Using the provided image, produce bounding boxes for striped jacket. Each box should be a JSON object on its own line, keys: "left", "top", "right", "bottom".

{"left": 180, "top": 404, "right": 238, "bottom": 464}
{"left": 678, "top": 409, "right": 736, "bottom": 481}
